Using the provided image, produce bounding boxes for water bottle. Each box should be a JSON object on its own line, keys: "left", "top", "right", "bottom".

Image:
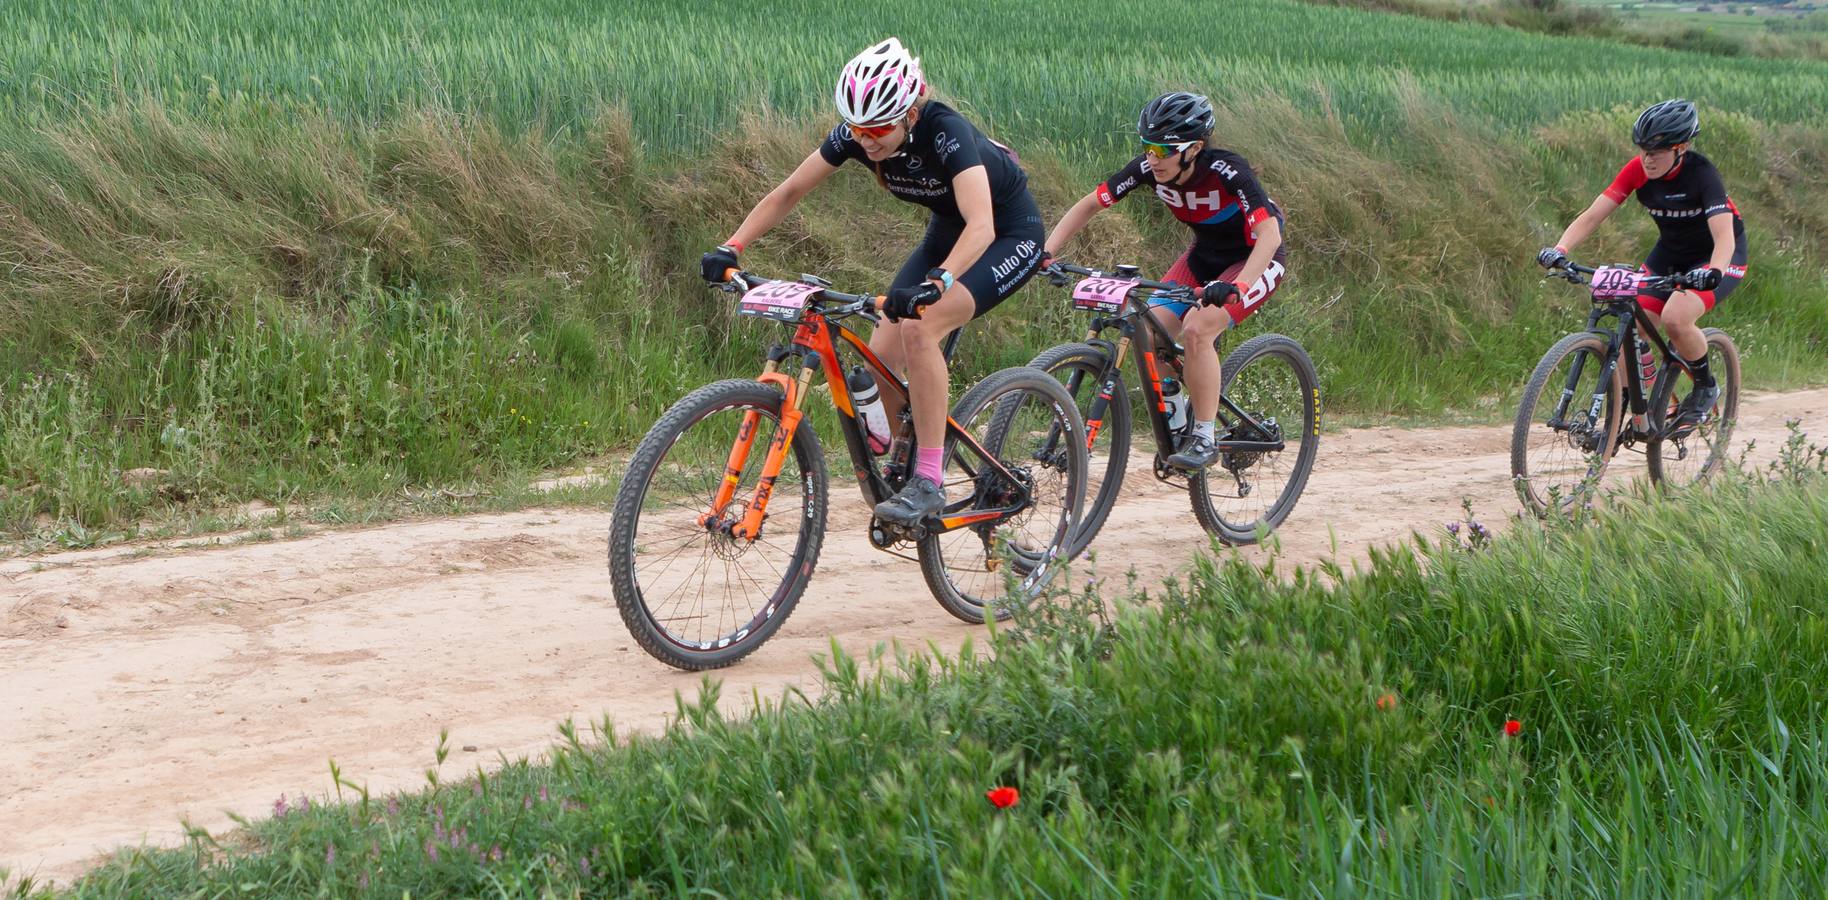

{"left": 1161, "top": 378, "right": 1191, "bottom": 432}
{"left": 1635, "top": 337, "right": 1658, "bottom": 387}
{"left": 847, "top": 367, "right": 891, "bottom": 453}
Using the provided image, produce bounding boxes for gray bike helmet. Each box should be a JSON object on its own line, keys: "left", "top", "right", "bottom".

{"left": 1632, "top": 99, "right": 1699, "bottom": 150}
{"left": 1138, "top": 92, "right": 1214, "bottom": 144}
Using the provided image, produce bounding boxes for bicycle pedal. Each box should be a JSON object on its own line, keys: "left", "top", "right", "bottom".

{"left": 1151, "top": 454, "right": 1190, "bottom": 487}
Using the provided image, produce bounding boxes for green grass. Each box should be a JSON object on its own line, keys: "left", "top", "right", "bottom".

{"left": 3, "top": 0, "right": 1827, "bottom": 544}
{"left": 6, "top": 0, "right": 1828, "bottom": 146}
{"left": 20, "top": 446, "right": 1828, "bottom": 897}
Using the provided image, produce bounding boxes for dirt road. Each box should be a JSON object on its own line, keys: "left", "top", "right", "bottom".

{"left": 5, "top": 388, "right": 1824, "bottom": 886}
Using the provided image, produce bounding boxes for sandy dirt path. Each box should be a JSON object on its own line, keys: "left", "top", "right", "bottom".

{"left": 4, "top": 387, "right": 1824, "bottom": 886}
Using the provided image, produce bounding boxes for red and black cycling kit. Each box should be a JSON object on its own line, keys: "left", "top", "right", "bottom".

{"left": 1601, "top": 149, "right": 1747, "bottom": 311}
{"left": 820, "top": 101, "right": 1043, "bottom": 315}
{"left": 1095, "top": 148, "right": 1287, "bottom": 325}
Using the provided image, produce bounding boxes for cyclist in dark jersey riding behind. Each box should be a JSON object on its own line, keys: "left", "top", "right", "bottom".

{"left": 700, "top": 38, "right": 1045, "bottom": 527}
{"left": 1040, "top": 91, "right": 1288, "bottom": 472}
{"left": 1538, "top": 99, "right": 1745, "bottom": 425}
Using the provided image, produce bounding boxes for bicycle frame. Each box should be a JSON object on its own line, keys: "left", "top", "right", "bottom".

{"left": 1051, "top": 266, "right": 1287, "bottom": 461}
{"left": 700, "top": 275, "right": 1034, "bottom": 542}
{"left": 1547, "top": 266, "right": 1695, "bottom": 452}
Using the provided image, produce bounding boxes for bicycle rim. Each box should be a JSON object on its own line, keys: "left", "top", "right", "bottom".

{"left": 921, "top": 368, "right": 1086, "bottom": 622}
{"left": 1191, "top": 335, "right": 1319, "bottom": 544}
{"left": 1512, "top": 333, "right": 1617, "bottom": 517}
{"left": 609, "top": 381, "right": 825, "bottom": 668}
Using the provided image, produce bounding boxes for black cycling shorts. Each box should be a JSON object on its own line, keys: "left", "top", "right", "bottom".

{"left": 889, "top": 193, "right": 1045, "bottom": 318}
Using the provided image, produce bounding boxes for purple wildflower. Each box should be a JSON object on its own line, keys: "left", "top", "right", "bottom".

{"left": 385, "top": 797, "right": 400, "bottom": 818}
{"left": 298, "top": 795, "right": 311, "bottom": 813}
{"left": 579, "top": 857, "right": 592, "bottom": 877}
{"left": 273, "top": 794, "right": 289, "bottom": 818}
{"left": 538, "top": 786, "right": 549, "bottom": 803}
{"left": 357, "top": 872, "right": 369, "bottom": 890}
{"left": 489, "top": 845, "right": 504, "bottom": 863}
{"left": 424, "top": 839, "right": 440, "bottom": 862}
{"left": 325, "top": 842, "right": 337, "bottom": 866}
{"left": 523, "top": 796, "right": 533, "bottom": 811}
{"left": 1445, "top": 522, "right": 1460, "bottom": 536}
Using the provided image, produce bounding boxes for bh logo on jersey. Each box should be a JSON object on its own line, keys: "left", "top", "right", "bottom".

{"left": 1153, "top": 186, "right": 1227, "bottom": 213}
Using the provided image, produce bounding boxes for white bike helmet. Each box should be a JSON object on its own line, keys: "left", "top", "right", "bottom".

{"left": 834, "top": 37, "right": 925, "bottom": 127}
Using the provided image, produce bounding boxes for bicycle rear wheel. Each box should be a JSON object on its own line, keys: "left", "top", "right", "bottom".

{"left": 1511, "top": 331, "right": 1620, "bottom": 517}
{"left": 1026, "top": 341, "right": 1130, "bottom": 558}
{"left": 1189, "top": 334, "right": 1320, "bottom": 545}
{"left": 1646, "top": 328, "right": 1739, "bottom": 491}
{"left": 919, "top": 366, "right": 1088, "bottom": 623}
{"left": 608, "top": 379, "right": 827, "bottom": 670}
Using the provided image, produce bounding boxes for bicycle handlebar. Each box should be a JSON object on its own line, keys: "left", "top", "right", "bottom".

{"left": 1050, "top": 261, "right": 1197, "bottom": 301}
{"left": 1545, "top": 259, "right": 1698, "bottom": 295}
{"left": 719, "top": 270, "right": 884, "bottom": 323}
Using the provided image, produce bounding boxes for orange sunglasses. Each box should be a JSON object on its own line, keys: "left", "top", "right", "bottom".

{"left": 846, "top": 119, "right": 902, "bottom": 140}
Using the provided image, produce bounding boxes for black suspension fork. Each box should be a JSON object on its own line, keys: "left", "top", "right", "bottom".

{"left": 1553, "top": 309, "right": 1616, "bottom": 428}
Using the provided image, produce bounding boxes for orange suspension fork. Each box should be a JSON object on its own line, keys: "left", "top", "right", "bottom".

{"left": 731, "top": 362, "right": 817, "bottom": 541}
{"left": 699, "top": 357, "right": 782, "bottom": 528}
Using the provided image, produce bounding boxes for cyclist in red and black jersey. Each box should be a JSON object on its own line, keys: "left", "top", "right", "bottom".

{"left": 699, "top": 38, "right": 1045, "bottom": 526}
{"left": 1041, "top": 92, "right": 1288, "bottom": 471}
{"left": 1538, "top": 99, "right": 1744, "bottom": 424}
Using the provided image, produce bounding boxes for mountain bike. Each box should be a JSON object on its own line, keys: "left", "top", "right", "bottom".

{"left": 608, "top": 269, "right": 1088, "bottom": 670}
{"left": 1512, "top": 259, "right": 1740, "bottom": 516}
{"left": 1025, "top": 262, "right": 1320, "bottom": 555}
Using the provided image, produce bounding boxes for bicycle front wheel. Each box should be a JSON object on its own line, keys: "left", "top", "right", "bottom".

{"left": 1646, "top": 327, "right": 1739, "bottom": 491}
{"left": 1027, "top": 341, "right": 1130, "bottom": 558}
{"left": 919, "top": 366, "right": 1088, "bottom": 623}
{"left": 1511, "top": 331, "right": 1619, "bottom": 517}
{"left": 1189, "top": 333, "right": 1321, "bottom": 545}
{"left": 608, "top": 379, "right": 828, "bottom": 670}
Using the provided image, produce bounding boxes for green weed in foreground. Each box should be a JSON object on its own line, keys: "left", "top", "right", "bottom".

{"left": 25, "top": 456, "right": 1828, "bottom": 897}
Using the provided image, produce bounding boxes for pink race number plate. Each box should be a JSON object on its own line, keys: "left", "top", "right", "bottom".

{"left": 1071, "top": 277, "right": 1139, "bottom": 313}
{"left": 1589, "top": 266, "right": 1641, "bottom": 300}
{"left": 739, "top": 281, "right": 821, "bottom": 320}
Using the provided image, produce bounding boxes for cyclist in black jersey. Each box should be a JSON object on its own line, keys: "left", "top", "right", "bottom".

{"left": 1538, "top": 99, "right": 1744, "bottom": 425}
{"left": 699, "top": 38, "right": 1045, "bottom": 526}
{"left": 1040, "top": 92, "right": 1289, "bottom": 471}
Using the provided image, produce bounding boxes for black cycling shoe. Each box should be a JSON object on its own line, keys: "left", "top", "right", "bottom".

{"left": 1674, "top": 382, "right": 1721, "bottom": 428}
{"left": 1166, "top": 433, "right": 1221, "bottom": 471}
{"left": 875, "top": 475, "right": 946, "bottom": 527}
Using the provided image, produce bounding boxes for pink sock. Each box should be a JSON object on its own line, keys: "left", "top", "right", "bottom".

{"left": 915, "top": 446, "right": 944, "bottom": 483}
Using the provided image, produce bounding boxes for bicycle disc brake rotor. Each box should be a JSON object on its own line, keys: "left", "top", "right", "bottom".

{"left": 708, "top": 500, "right": 761, "bottom": 560}
{"left": 974, "top": 464, "right": 1034, "bottom": 535}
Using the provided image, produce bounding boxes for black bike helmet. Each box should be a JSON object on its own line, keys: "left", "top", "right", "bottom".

{"left": 1632, "top": 99, "right": 1699, "bottom": 150}
{"left": 1138, "top": 91, "right": 1214, "bottom": 144}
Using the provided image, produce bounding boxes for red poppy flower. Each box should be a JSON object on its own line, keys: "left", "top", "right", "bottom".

{"left": 1504, "top": 719, "right": 1522, "bottom": 737}
{"left": 1376, "top": 693, "right": 1397, "bottom": 711}
{"left": 986, "top": 786, "right": 1019, "bottom": 809}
